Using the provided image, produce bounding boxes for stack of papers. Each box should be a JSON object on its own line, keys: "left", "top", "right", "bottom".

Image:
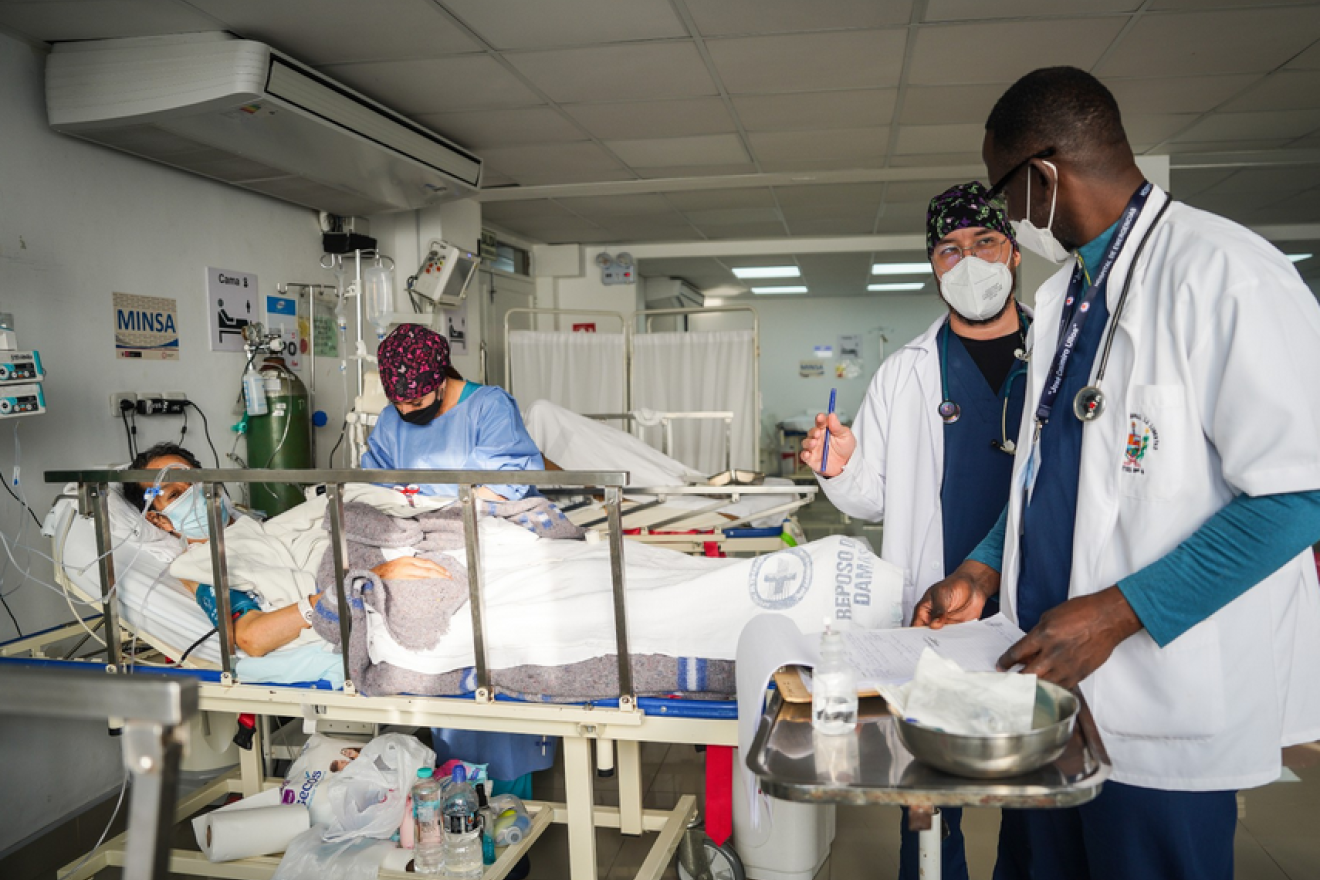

{"left": 842, "top": 614, "right": 1026, "bottom": 691}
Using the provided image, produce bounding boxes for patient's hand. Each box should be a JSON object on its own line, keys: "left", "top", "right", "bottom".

{"left": 372, "top": 557, "right": 452, "bottom": 580}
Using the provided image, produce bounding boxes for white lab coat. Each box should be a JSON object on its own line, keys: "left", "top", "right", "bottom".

{"left": 1000, "top": 185, "right": 1320, "bottom": 791}
{"left": 815, "top": 314, "right": 950, "bottom": 620}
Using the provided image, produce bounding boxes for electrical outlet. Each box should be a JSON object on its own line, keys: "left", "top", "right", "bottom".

{"left": 110, "top": 392, "right": 136, "bottom": 417}
{"left": 163, "top": 391, "right": 187, "bottom": 401}
{"left": 139, "top": 391, "right": 161, "bottom": 403}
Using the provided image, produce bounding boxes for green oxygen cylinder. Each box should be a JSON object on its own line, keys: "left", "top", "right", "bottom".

{"left": 245, "top": 356, "right": 312, "bottom": 517}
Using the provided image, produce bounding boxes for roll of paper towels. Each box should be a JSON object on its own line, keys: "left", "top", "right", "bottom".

{"left": 193, "top": 803, "right": 310, "bottom": 862}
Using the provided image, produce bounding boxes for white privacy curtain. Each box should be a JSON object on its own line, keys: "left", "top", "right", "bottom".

{"left": 631, "top": 329, "right": 757, "bottom": 474}
{"left": 507, "top": 330, "right": 626, "bottom": 415}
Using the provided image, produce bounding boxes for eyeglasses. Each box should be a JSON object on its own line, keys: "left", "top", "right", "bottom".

{"left": 932, "top": 235, "right": 1012, "bottom": 272}
{"left": 986, "top": 147, "right": 1056, "bottom": 200}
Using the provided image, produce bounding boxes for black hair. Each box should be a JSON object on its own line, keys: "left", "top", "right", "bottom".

{"left": 444, "top": 364, "right": 463, "bottom": 381}
{"left": 985, "top": 67, "right": 1131, "bottom": 172}
{"left": 122, "top": 442, "right": 202, "bottom": 512}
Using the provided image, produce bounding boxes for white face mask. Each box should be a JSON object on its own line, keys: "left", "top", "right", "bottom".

{"left": 1010, "top": 160, "right": 1071, "bottom": 265}
{"left": 939, "top": 257, "right": 1015, "bottom": 323}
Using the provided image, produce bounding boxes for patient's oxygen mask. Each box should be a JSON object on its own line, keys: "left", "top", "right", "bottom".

{"left": 159, "top": 486, "right": 233, "bottom": 541}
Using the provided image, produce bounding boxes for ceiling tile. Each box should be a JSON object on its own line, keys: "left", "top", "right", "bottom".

{"left": 1170, "top": 138, "right": 1294, "bottom": 153}
{"left": 732, "top": 90, "right": 897, "bottom": 132}
{"left": 888, "top": 152, "right": 985, "bottom": 167}
{"left": 598, "top": 218, "right": 703, "bottom": 241}
{"left": 774, "top": 183, "right": 887, "bottom": 208}
{"left": 441, "top": 0, "right": 686, "bottom": 49}
{"left": 873, "top": 212, "right": 926, "bottom": 235}
{"left": 883, "top": 179, "right": 973, "bottom": 203}
{"left": 604, "top": 133, "right": 750, "bottom": 167}
{"left": 758, "top": 157, "right": 888, "bottom": 172}
{"left": 479, "top": 170, "right": 518, "bottom": 188}
{"left": 909, "top": 18, "right": 1127, "bottom": 85}
{"left": 186, "top": 0, "right": 477, "bottom": 64}
{"left": 925, "top": 0, "right": 1141, "bottom": 18}
{"left": 1122, "top": 113, "right": 1200, "bottom": 147}
{"left": 510, "top": 220, "right": 619, "bottom": 244}
{"left": 506, "top": 43, "right": 716, "bottom": 103}
{"left": 707, "top": 30, "right": 907, "bottom": 94}
{"left": 479, "top": 142, "right": 629, "bottom": 184}
{"left": 1201, "top": 166, "right": 1320, "bottom": 195}
{"left": 663, "top": 188, "right": 778, "bottom": 211}
{"left": 320, "top": 56, "right": 542, "bottom": 113}
{"left": 899, "top": 84, "right": 1008, "bottom": 125}
{"left": 1106, "top": 74, "right": 1261, "bottom": 116}
{"left": 895, "top": 123, "right": 985, "bottom": 155}
{"left": 553, "top": 194, "right": 678, "bottom": 218}
{"left": 681, "top": 207, "right": 785, "bottom": 225}
{"left": 695, "top": 222, "right": 789, "bottom": 239}
{"left": 416, "top": 107, "right": 586, "bottom": 149}
{"left": 0, "top": 0, "right": 222, "bottom": 41}
{"left": 480, "top": 199, "right": 580, "bottom": 222}
{"left": 1097, "top": 8, "right": 1320, "bottom": 77}
{"left": 1172, "top": 109, "right": 1320, "bottom": 143}
{"left": 747, "top": 127, "right": 888, "bottom": 165}
{"left": 1219, "top": 70, "right": 1320, "bottom": 112}
{"left": 1169, "top": 167, "right": 1238, "bottom": 197}
{"left": 688, "top": 0, "right": 911, "bottom": 36}
{"left": 779, "top": 205, "right": 879, "bottom": 225}
{"left": 1149, "top": 0, "right": 1320, "bottom": 8}
{"left": 783, "top": 217, "right": 878, "bottom": 237}
{"left": 1288, "top": 41, "right": 1320, "bottom": 69}
{"left": 633, "top": 163, "right": 760, "bottom": 178}
{"left": 563, "top": 98, "right": 737, "bottom": 140}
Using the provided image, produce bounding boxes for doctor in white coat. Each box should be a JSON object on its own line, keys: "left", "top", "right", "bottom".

{"left": 916, "top": 66, "right": 1320, "bottom": 880}
{"left": 802, "top": 182, "right": 1031, "bottom": 880}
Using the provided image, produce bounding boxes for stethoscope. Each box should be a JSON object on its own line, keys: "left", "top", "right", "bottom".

{"left": 937, "top": 304, "right": 1031, "bottom": 455}
{"left": 1069, "top": 195, "right": 1172, "bottom": 423}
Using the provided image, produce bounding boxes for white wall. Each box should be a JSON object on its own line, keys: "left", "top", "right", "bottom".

{"left": 0, "top": 33, "right": 345, "bottom": 853}
{"left": 530, "top": 245, "right": 642, "bottom": 333}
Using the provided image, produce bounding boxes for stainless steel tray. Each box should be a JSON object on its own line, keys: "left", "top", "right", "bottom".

{"left": 747, "top": 692, "right": 1111, "bottom": 809}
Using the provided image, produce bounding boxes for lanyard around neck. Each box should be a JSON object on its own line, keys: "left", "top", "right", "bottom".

{"left": 1033, "top": 181, "right": 1153, "bottom": 428}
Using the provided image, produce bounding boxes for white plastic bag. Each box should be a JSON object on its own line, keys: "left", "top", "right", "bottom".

{"left": 271, "top": 825, "right": 394, "bottom": 880}
{"left": 280, "top": 734, "right": 369, "bottom": 826}
{"left": 317, "top": 733, "right": 436, "bottom": 842}
{"left": 891, "top": 648, "right": 1036, "bottom": 735}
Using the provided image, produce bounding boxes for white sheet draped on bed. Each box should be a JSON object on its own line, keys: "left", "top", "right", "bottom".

{"left": 631, "top": 329, "right": 757, "bottom": 473}
{"left": 508, "top": 330, "right": 625, "bottom": 417}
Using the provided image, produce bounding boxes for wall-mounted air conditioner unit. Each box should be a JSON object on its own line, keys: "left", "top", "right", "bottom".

{"left": 46, "top": 33, "right": 482, "bottom": 216}
{"left": 644, "top": 278, "right": 706, "bottom": 310}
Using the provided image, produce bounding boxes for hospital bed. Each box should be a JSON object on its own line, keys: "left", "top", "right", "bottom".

{"left": 5, "top": 466, "right": 742, "bottom": 880}
{"left": 526, "top": 400, "right": 817, "bottom": 556}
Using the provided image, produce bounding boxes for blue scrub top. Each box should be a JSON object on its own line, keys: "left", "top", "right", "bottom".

{"left": 362, "top": 383, "right": 544, "bottom": 499}
{"left": 1016, "top": 228, "right": 1118, "bottom": 631}
{"left": 940, "top": 328, "right": 1027, "bottom": 591}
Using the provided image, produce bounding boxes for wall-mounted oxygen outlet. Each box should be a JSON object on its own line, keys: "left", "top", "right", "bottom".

{"left": 110, "top": 392, "right": 136, "bottom": 417}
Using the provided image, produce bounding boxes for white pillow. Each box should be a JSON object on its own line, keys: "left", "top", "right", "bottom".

{"left": 104, "top": 466, "right": 180, "bottom": 546}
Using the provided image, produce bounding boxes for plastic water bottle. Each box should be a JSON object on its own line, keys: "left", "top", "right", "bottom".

{"left": 242, "top": 366, "right": 267, "bottom": 417}
{"left": 412, "top": 768, "right": 445, "bottom": 875}
{"left": 812, "top": 624, "right": 858, "bottom": 735}
{"left": 442, "top": 766, "right": 482, "bottom": 879}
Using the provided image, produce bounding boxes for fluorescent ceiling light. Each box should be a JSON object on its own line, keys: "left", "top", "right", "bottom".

{"left": 1288, "top": 253, "right": 1312, "bottom": 263}
{"left": 752, "top": 286, "right": 808, "bottom": 294}
{"left": 871, "top": 262, "right": 931, "bottom": 276}
{"left": 733, "top": 266, "right": 801, "bottom": 279}
{"left": 868, "top": 282, "right": 926, "bottom": 292}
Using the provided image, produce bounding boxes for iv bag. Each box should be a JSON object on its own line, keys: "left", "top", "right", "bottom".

{"left": 362, "top": 260, "right": 395, "bottom": 339}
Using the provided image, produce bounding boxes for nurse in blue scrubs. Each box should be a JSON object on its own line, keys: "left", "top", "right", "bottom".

{"left": 366, "top": 323, "right": 554, "bottom": 806}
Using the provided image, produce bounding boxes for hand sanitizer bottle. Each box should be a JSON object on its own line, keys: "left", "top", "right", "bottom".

{"left": 812, "top": 623, "right": 858, "bottom": 735}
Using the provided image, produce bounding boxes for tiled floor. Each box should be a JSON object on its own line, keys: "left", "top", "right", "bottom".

{"left": 3, "top": 738, "right": 1320, "bottom": 879}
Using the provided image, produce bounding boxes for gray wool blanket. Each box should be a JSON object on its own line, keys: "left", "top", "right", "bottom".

{"left": 310, "top": 501, "right": 733, "bottom": 700}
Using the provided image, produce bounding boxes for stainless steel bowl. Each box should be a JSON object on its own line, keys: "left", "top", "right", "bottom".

{"left": 895, "top": 681, "right": 1079, "bottom": 779}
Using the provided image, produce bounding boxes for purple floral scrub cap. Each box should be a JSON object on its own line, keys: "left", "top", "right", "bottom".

{"left": 925, "top": 181, "right": 1016, "bottom": 256}
{"left": 376, "top": 323, "right": 451, "bottom": 402}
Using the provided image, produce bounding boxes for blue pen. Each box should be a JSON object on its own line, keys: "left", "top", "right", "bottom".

{"left": 820, "top": 388, "right": 837, "bottom": 473}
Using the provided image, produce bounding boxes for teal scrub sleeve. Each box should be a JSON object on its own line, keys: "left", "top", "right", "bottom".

{"left": 967, "top": 503, "right": 1009, "bottom": 572}
{"left": 1118, "top": 489, "right": 1320, "bottom": 648}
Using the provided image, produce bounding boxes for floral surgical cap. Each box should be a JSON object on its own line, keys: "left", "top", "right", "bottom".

{"left": 925, "top": 181, "right": 1016, "bottom": 256}
{"left": 376, "top": 323, "right": 451, "bottom": 402}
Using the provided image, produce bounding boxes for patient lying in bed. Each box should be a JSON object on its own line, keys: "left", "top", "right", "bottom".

{"left": 124, "top": 442, "right": 451, "bottom": 658}
{"left": 84, "top": 445, "right": 905, "bottom": 699}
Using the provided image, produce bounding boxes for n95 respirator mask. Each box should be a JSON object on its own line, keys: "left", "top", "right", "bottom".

{"left": 939, "top": 257, "right": 1014, "bottom": 323}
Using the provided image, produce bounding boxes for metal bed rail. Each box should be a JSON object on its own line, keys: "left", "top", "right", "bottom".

{"left": 44, "top": 468, "right": 637, "bottom": 707}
